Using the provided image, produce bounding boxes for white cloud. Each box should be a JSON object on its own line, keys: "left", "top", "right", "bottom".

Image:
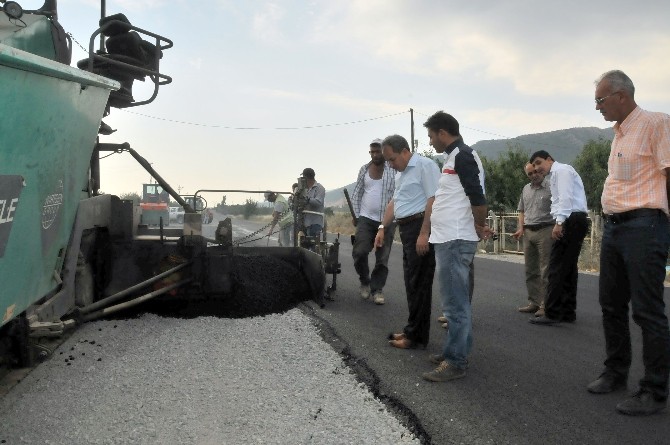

{"left": 252, "top": 2, "right": 288, "bottom": 45}
{"left": 310, "top": 0, "right": 670, "bottom": 99}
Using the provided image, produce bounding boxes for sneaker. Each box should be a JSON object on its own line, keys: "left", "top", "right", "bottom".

{"left": 441, "top": 321, "right": 449, "bottom": 329}
{"left": 437, "top": 315, "right": 448, "bottom": 323}
{"left": 429, "top": 354, "right": 469, "bottom": 368}
{"left": 422, "top": 361, "right": 465, "bottom": 382}
{"left": 429, "top": 353, "right": 444, "bottom": 364}
{"left": 359, "top": 284, "right": 370, "bottom": 299}
{"left": 373, "top": 292, "right": 385, "bottom": 305}
{"left": 616, "top": 390, "right": 666, "bottom": 416}
{"left": 534, "top": 305, "right": 545, "bottom": 317}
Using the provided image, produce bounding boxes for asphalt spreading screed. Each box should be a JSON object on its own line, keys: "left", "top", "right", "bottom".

{"left": 133, "top": 254, "right": 313, "bottom": 319}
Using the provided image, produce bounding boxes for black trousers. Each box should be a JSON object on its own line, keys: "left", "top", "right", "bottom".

{"left": 599, "top": 211, "right": 670, "bottom": 399}
{"left": 398, "top": 217, "right": 436, "bottom": 346}
{"left": 544, "top": 212, "right": 588, "bottom": 321}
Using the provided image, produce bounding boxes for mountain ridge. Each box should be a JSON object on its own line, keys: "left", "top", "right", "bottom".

{"left": 324, "top": 126, "right": 614, "bottom": 207}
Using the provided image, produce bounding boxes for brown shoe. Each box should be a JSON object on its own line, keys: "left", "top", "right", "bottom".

{"left": 389, "top": 338, "right": 425, "bottom": 349}
{"left": 534, "top": 305, "right": 545, "bottom": 317}
{"left": 518, "top": 304, "right": 540, "bottom": 313}
{"left": 388, "top": 332, "right": 406, "bottom": 341}
{"left": 389, "top": 338, "right": 413, "bottom": 349}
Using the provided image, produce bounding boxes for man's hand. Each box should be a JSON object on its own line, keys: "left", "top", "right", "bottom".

{"left": 416, "top": 232, "right": 430, "bottom": 256}
{"left": 374, "top": 229, "right": 384, "bottom": 249}
{"left": 475, "top": 224, "right": 495, "bottom": 240}
{"left": 512, "top": 227, "right": 523, "bottom": 240}
{"left": 552, "top": 224, "right": 563, "bottom": 240}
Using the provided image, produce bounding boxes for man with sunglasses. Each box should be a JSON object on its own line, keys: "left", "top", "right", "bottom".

{"left": 351, "top": 138, "right": 397, "bottom": 305}
{"left": 512, "top": 162, "right": 554, "bottom": 317}
{"left": 587, "top": 70, "right": 670, "bottom": 416}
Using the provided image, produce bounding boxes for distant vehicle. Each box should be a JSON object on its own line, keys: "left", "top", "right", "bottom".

{"left": 169, "top": 206, "right": 184, "bottom": 224}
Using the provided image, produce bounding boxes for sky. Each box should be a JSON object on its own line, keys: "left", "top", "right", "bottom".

{"left": 46, "top": 0, "right": 670, "bottom": 205}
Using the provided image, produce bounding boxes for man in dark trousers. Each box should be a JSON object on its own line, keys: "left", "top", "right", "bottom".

{"left": 586, "top": 70, "right": 670, "bottom": 416}
{"left": 374, "top": 134, "right": 440, "bottom": 349}
{"left": 528, "top": 150, "right": 588, "bottom": 326}
{"left": 351, "top": 138, "right": 396, "bottom": 305}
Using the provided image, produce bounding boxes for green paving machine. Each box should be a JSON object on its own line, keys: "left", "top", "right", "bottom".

{"left": 0, "top": 1, "right": 335, "bottom": 368}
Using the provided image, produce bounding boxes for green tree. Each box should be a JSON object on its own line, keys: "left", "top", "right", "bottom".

{"left": 573, "top": 138, "right": 611, "bottom": 211}
{"left": 421, "top": 148, "right": 444, "bottom": 170}
{"left": 324, "top": 207, "right": 334, "bottom": 217}
{"left": 481, "top": 143, "right": 530, "bottom": 212}
{"left": 119, "top": 192, "right": 141, "bottom": 205}
{"left": 242, "top": 198, "right": 257, "bottom": 220}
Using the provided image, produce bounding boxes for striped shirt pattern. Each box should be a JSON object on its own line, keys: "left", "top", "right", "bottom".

{"left": 602, "top": 107, "right": 670, "bottom": 214}
{"left": 351, "top": 163, "right": 396, "bottom": 222}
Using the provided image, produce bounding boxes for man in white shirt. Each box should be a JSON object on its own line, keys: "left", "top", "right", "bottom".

{"left": 351, "top": 138, "right": 396, "bottom": 305}
{"left": 420, "top": 111, "right": 493, "bottom": 382}
{"left": 528, "top": 150, "right": 588, "bottom": 326}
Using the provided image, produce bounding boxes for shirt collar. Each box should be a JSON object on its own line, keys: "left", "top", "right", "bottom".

{"left": 614, "top": 105, "right": 642, "bottom": 137}
{"left": 444, "top": 137, "right": 464, "bottom": 155}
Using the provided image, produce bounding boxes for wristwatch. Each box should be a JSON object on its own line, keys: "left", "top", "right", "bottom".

{"left": 378, "top": 224, "right": 384, "bottom": 230}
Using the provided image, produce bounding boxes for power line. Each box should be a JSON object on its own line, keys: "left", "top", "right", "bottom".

{"left": 119, "top": 109, "right": 408, "bottom": 130}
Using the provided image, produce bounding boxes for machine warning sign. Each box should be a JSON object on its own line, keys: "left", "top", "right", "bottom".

{"left": 0, "top": 175, "right": 25, "bottom": 258}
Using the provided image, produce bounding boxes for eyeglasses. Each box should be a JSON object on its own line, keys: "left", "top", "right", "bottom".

{"left": 595, "top": 92, "right": 619, "bottom": 105}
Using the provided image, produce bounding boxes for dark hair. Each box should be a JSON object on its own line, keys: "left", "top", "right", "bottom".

{"left": 529, "top": 150, "right": 553, "bottom": 163}
{"left": 302, "top": 168, "right": 315, "bottom": 179}
{"left": 382, "top": 134, "right": 410, "bottom": 153}
{"left": 596, "top": 70, "right": 635, "bottom": 97}
{"left": 423, "top": 110, "right": 460, "bottom": 137}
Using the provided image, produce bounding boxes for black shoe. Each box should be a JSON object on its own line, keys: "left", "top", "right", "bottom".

{"left": 587, "top": 372, "right": 627, "bottom": 394}
{"left": 529, "top": 315, "right": 561, "bottom": 326}
{"left": 616, "top": 390, "right": 666, "bottom": 416}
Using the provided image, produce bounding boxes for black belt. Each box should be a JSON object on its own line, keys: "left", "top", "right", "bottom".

{"left": 524, "top": 222, "right": 554, "bottom": 231}
{"left": 603, "top": 208, "right": 664, "bottom": 224}
{"left": 396, "top": 212, "right": 424, "bottom": 225}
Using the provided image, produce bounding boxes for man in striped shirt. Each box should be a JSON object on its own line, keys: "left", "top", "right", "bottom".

{"left": 586, "top": 70, "right": 670, "bottom": 416}
{"left": 351, "top": 138, "right": 397, "bottom": 305}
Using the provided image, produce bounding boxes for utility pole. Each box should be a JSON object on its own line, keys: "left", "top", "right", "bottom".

{"left": 410, "top": 108, "right": 415, "bottom": 153}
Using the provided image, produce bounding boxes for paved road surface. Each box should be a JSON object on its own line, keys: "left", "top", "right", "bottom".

{"left": 307, "top": 227, "right": 669, "bottom": 445}
{"left": 155, "top": 213, "right": 670, "bottom": 443}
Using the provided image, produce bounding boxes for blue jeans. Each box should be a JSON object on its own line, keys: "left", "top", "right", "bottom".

{"left": 599, "top": 211, "right": 670, "bottom": 399}
{"left": 435, "top": 239, "right": 478, "bottom": 369}
{"left": 352, "top": 216, "right": 395, "bottom": 294}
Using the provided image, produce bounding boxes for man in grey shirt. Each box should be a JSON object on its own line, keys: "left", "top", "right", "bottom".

{"left": 512, "top": 162, "right": 554, "bottom": 317}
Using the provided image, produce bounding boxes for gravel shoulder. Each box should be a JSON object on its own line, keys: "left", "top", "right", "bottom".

{"left": 0, "top": 310, "right": 419, "bottom": 445}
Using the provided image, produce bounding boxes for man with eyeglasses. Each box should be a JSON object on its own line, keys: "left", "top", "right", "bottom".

{"left": 375, "top": 134, "right": 440, "bottom": 349}
{"left": 512, "top": 162, "right": 554, "bottom": 317}
{"left": 587, "top": 70, "right": 670, "bottom": 416}
{"left": 350, "top": 138, "right": 397, "bottom": 305}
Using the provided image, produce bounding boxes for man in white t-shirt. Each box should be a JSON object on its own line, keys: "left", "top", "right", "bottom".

{"left": 351, "top": 138, "right": 396, "bottom": 305}
{"left": 421, "top": 111, "right": 493, "bottom": 382}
